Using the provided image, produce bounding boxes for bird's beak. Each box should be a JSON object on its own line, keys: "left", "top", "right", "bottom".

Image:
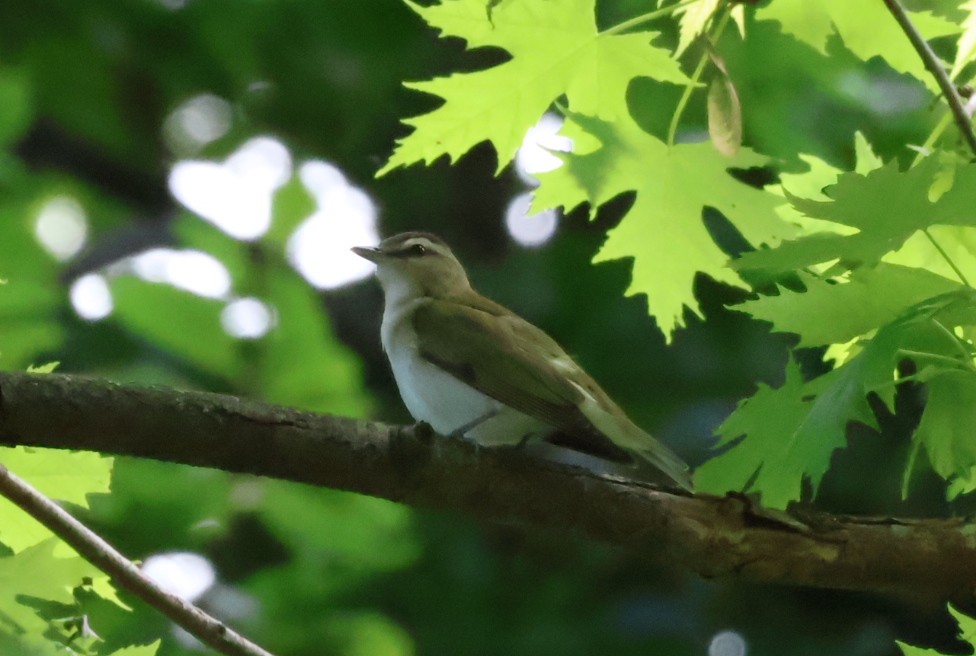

{"left": 351, "top": 246, "right": 383, "bottom": 263}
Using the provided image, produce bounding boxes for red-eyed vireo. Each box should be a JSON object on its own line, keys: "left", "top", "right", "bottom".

{"left": 352, "top": 232, "right": 692, "bottom": 490}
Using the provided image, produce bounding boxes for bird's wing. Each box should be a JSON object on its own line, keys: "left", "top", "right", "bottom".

{"left": 411, "top": 298, "right": 598, "bottom": 438}
{"left": 413, "top": 297, "right": 693, "bottom": 489}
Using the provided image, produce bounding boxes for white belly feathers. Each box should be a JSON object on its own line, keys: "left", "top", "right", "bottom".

{"left": 381, "top": 298, "right": 546, "bottom": 444}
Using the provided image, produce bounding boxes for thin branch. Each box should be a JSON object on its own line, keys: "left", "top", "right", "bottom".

{"left": 922, "top": 228, "right": 972, "bottom": 288}
{"left": 897, "top": 348, "right": 974, "bottom": 371}
{"left": 883, "top": 0, "right": 976, "bottom": 157}
{"left": 0, "top": 462, "right": 274, "bottom": 656}
{"left": 0, "top": 371, "right": 975, "bottom": 615}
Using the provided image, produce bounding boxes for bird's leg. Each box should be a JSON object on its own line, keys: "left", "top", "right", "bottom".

{"left": 448, "top": 409, "right": 500, "bottom": 439}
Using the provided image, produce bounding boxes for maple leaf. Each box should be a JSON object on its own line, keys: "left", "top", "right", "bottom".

{"left": 694, "top": 342, "right": 896, "bottom": 509}
{"left": 674, "top": 0, "right": 746, "bottom": 57}
{"left": 698, "top": 290, "right": 976, "bottom": 508}
{"left": 735, "top": 264, "right": 963, "bottom": 348}
{"left": 898, "top": 607, "right": 976, "bottom": 655}
{"left": 535, "top": 114, "right": 790, "bottom": 337}
{"left": 696, "top": 324, "right": 903, "bottom": 508}
{"left": 675, "top": 0, "right": 721, "bottom": 56}
{"left": 0, "top": 541, "right": 100, "bottom": 632}
{"left": 0, "top": 447, "right": 112, "bottom": 552}
{"left": 737, "top": 159, "right": 976, "bottom": 274}
{"left": 951, "top": 0, "right": 976, "bottom": 79}
{"left": 770, "top": 132, "right": 881, "bottom": 236}
{"left": 758, "top": 0, "right": 959, "bottom": 91}
{"left": 914, "top": 370, "right": 976, "bottom": 488}
{"left": 379, "top": 0, "right": 688, "bottom": 175}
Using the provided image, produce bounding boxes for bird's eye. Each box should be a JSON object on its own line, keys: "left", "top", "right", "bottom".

{"left": 410, "top": 244, "right": 428, "bottom": 256}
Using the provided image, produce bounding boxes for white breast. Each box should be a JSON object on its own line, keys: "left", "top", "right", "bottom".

{"left": 380, "top": 297, "right": 546, "bottom": 444}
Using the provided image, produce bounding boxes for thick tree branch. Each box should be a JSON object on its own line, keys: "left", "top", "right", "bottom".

{"left": 0, "top": 371, "right": 974, "bottom": 614}
{"left": 0, "top": 463, "right": 274, "bottom": 656}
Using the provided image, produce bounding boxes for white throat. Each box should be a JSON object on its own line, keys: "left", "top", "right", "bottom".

{"left": 375, "top": 267, "right": 424, "bottom": 352}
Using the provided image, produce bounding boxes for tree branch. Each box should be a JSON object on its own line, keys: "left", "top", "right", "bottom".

{"left": 882, "top": 0, "right": 976, "bottom": 157}
{"left": 0, "top": 462, "right": 274, "bottom": 656}
{"left": 0, "top": 371, "right": 974, "bottom": 614}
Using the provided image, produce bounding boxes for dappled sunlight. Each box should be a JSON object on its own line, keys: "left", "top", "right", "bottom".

{"left": 709, "top": 630, "right": 748, "bottom": 656}
{"left": 69, "top": 273, "right": 113, "bottom": 321}
{"left": 514, "top": 112, "right": 572, "bottom": 184}
{"left": 163, "top": 93, "right": 233, "bottom": 155}
{"left": 169, "top": 136, "right": 292, "bottom": 241}
{"left": 141, "top": 552, "right": 216, "bottom": 602}
{"left": 505, "top": 191, "right": 557, "bottom": 247}
{"left": 34, "top": 195, "right": 88, "bottom": 261}
{"left": 506, "top": 113, "right": 568, "bottom": 247}
{"left": 70, "top": 249, "right": 231, "bottom": 322}
{"left": 221, "top": 296, "right": 275, "bottom": 339}
{"left": 287, "top": 160, "right": 379, "bottom": 289}
{"left": 128, "top": 248, "right": 232, "bottom": 299}
{"left": 74, "top": 147, "right": 377, "bottom": 327}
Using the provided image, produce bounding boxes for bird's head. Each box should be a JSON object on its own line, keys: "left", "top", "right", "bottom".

{"left": 352, "top": 232, "right": 471, "bottom": 300}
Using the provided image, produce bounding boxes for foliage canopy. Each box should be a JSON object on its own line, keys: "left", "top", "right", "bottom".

{"left": 3, "top": 0, "right": 976, "bottom": 654}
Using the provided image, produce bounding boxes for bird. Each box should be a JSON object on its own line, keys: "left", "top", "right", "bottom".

{"left": 352, "top": 231, "right": 692, "bottom": 490}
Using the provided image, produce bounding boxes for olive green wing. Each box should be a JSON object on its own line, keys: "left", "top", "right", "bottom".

{"left": 412, "top": 299, "right": 596, "bottom": 437}
{"left": 413, "top": 298, "right": 693, "bottom": 488}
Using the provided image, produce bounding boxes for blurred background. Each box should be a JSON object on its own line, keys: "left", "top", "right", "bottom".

{"left": 0, "top": 0, "right": 961, "bottom": 654}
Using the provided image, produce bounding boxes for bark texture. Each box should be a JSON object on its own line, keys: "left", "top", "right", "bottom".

{"left": 1, "top": 371, "right": 974, "bottom": 612}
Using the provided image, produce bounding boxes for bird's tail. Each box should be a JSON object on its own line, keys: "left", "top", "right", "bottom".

{"left": 633, "top": 437, "right": 693, "bottom": 491}
{"left": 587, "top": 410, "right": 693, "bottom": 490}
{"left": 573, "top": 383, "right": 693, "bottom": 490}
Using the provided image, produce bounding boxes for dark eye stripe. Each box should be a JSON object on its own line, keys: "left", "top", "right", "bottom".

{"left": 388, "top": 242, "right": 432, "bottom": 258}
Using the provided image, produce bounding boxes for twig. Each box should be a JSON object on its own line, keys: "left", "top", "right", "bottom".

{"left": 667, "top": 9, "right": 732, "bottom": 146}
{"left": 882, "top": 0, "right": 976, "bottom": 157}
{"left": 0, "top": 463, "right": 274, "bottom": 656}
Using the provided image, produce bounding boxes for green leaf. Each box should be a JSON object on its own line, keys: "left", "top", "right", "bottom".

{"left": 886, "top": 225, "right": 976, "bottom": 287}
{"left": 898, "top": 606, "right": 976, "bottom": 655}
{"left": 701, "top": 289, "right": 976, "bottom": 506}
{"left": 111, "top": 277, "right": 241, "bottom": 379}
{"left": 536, "top": 115, "right": 789, "bottom": 337}
{"left": 758, "top": 0, "right": 959, "bottom": 91}
{"left": 26, "top": 361, "right": 59, "bottom": 374}
{"left": 265, "top": 174, "right": 317, "bottom": 248}
{"left": 0, "top": 447, "right": 112, "bottom": 553}
{"left": 696, "top": 319, "right": 906, "bottom": 508}
{"left": 380, "top": 0, "right": 689, "bottom": 174}
{"left": 260, "top": 270, "right": 372, "bottom": 417}
{"left": 771, "top": 132, "right": 880, "bottom": 236}
{"left": 694, "top": 359, "right": 812, "bottom": 505}
{"left": 0, "top": 540, "right": 99, "bottom": 632}
{"left": 0, "top": 68, "right": 32, "bottom": 147}
{"left": 259, "top": 483, "right": 420, "bottom": 572}
{"left": 913, "top": 370, "right": 976, "bottom": 486}
{"left": 675, "top": 0, "right": 720, "bottom": 57}
{"left": 322, "top": 612, "right": 413, "bottom": 656}
{"left": 0, "top": 218, "right": 63, "bottom": 369}
{"left": 737, "top": 159, "right": 976, "bottom": 275}
{"left": 110, "top": 641, "right": 163, "bottom": 656}
{"left": 951, "top": 0, "right": 976, "bottom": 80}
{"left": 735, "top": 265, "right": 963, "bottom": 348}
{"left": 0, "top": 321, "right": 63, "bottom": 372}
